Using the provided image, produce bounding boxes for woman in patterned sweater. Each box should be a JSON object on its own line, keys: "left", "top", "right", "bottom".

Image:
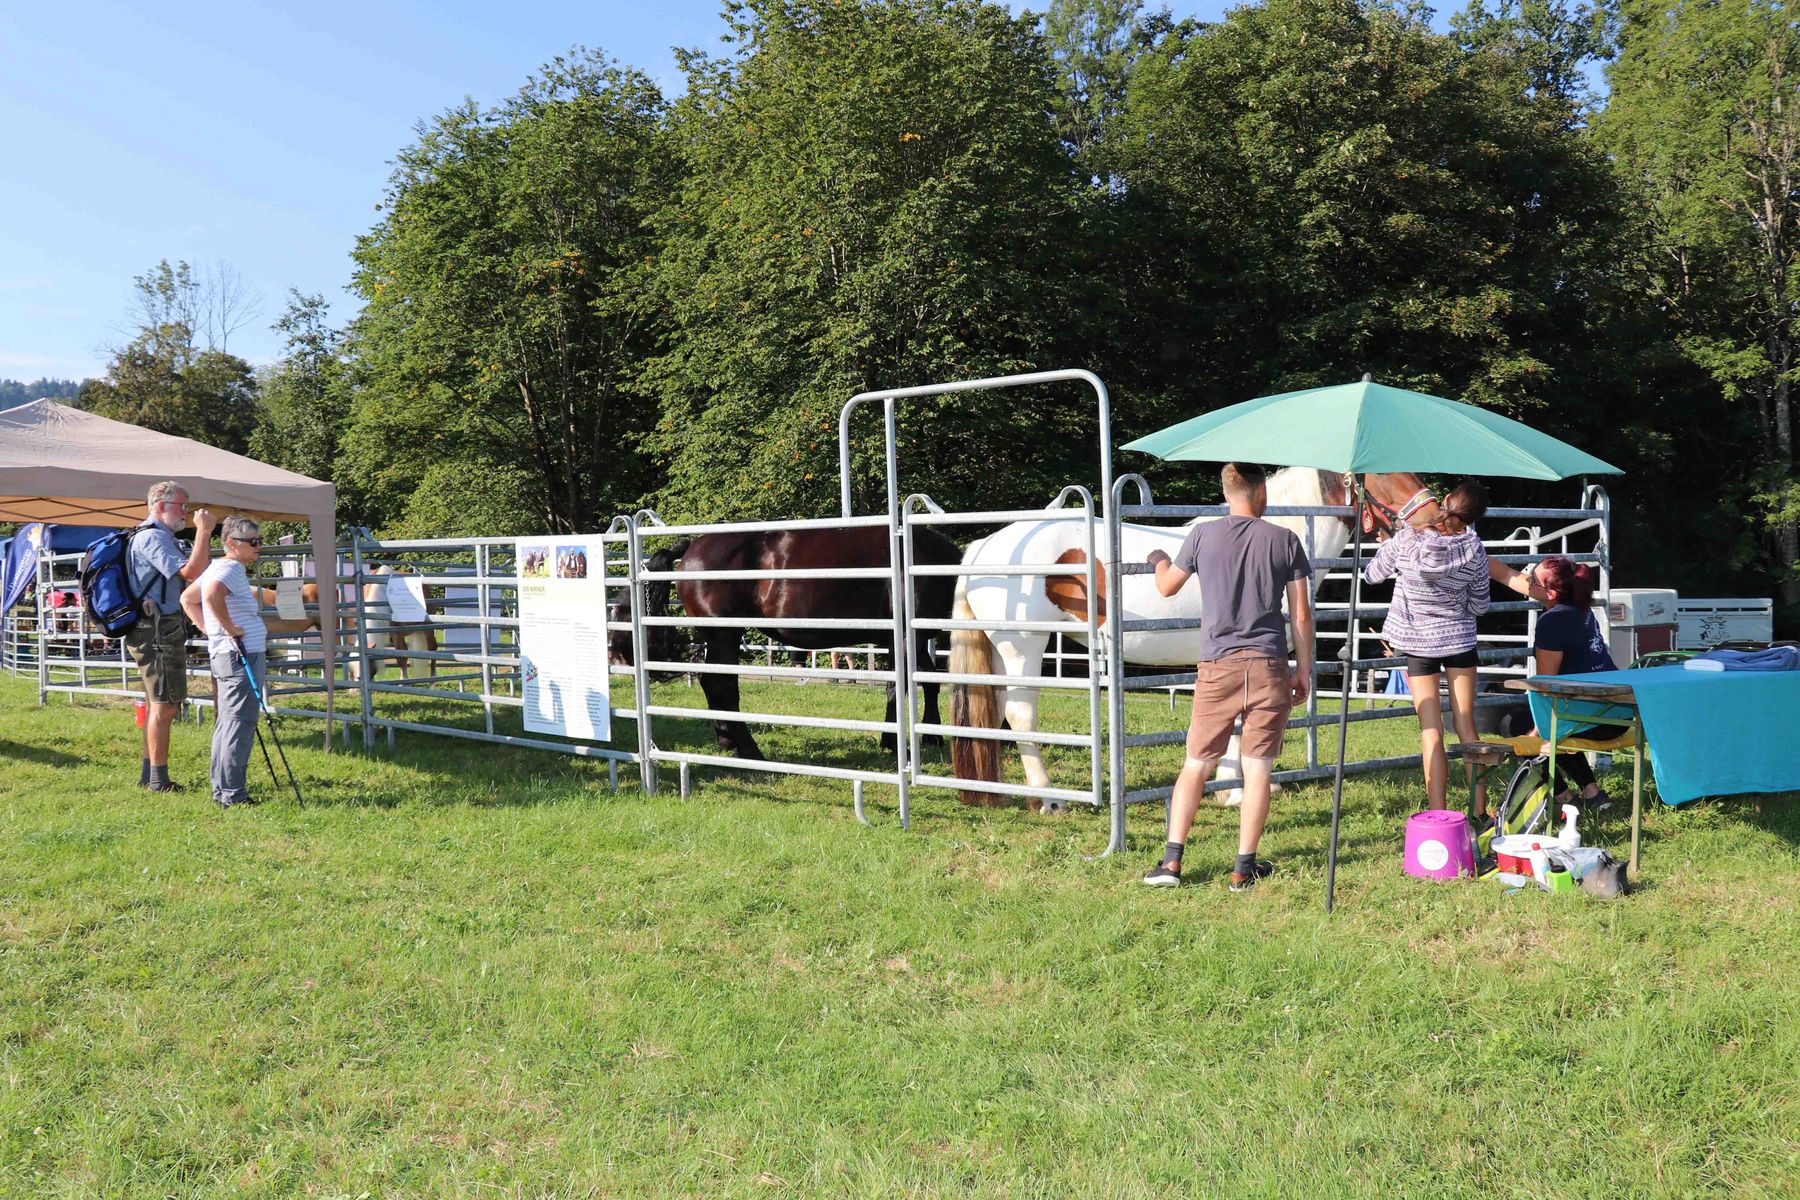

{"left": 1363, "top": 481, "right": 1494, "bottom": 813}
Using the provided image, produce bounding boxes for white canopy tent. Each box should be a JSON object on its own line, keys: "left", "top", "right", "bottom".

{"left": 0, "top": 400, "right": 339, "bottom": 734}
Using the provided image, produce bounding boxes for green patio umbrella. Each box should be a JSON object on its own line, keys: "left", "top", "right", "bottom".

{"left": 1124, "top": 378, "right": 1622, "bottom": 480}
{"left": 1122, "top": 377, "right": 1622, "bottom": 911}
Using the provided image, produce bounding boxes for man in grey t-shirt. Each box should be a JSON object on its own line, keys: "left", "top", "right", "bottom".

{"left": 1142, "top": 463, "right": 1314, "bottom": 891}
{"left": 125, "top": 480, "right": 216, "bottom": 792}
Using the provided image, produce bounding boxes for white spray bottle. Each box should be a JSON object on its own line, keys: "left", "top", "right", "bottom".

{"left": 1557, "top": 804, "right": 1581, "bottom": 849}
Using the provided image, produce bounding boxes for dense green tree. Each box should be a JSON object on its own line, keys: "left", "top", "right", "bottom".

{"left": 0, "top": 378, "right": 83, "bottom": 410}
{"left": 642, "top": 0, "right": 1090, "bottom": 522}
{"left": 250, "top": 291, "right": 362, "bottom": 513}
{"left": 1451, "top": 0, "right": 1609, "bottom": 108}
{"left": 1109, "top": 0, "right": 1627, "bottom": 409}
{"left": 1596, "top": 0, "right": 1800, "bottom": 607}
{"left": 1041, "top": 0, "right": 1145, "bottom": 169}
{"left": 341, "top": 50, "right": 672, "bottom": 537}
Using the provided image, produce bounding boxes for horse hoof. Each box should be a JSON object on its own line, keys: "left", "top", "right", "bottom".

{"left": 1038, "top": 799, "right": 1069, "bottom": 816}
{"left": 1216, "top": 790, "right": 1243, "bottom": 808}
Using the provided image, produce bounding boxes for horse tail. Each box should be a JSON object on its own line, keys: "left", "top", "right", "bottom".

{"left": 641, "top": 539, "right": 691, "bottom": 616}
{"left": 635, "top": 539, "right": 691, "bottom": 661}
{"left": 949, "top": 569, "right": 1002, "bottom": 806}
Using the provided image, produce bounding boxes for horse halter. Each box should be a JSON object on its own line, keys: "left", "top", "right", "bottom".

{"left": 1360, "top": 485, "right": 1437, "bottom": 537}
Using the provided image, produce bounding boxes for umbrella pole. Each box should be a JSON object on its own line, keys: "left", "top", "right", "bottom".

{"left": 1325, "top": 481, "right": 1365, "bottom": 913}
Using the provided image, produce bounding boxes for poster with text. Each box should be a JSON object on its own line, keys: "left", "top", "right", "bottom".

{"left": 516, "top": 536, "right": 611, "bottom": 742}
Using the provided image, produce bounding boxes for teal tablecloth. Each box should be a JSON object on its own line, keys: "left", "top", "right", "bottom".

{"left": 1527, "top": 665, "right": 1800, "bottom": 805}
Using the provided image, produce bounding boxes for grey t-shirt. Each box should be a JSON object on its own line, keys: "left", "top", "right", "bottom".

{"left": 127, "top": 525, "right": 188, "bottom": 615}
{"left": 1172, "top": 515, "right": 1312, "bottom": 661}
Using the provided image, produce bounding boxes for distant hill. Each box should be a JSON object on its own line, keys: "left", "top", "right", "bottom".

{"left": 0, "top": 378, "right": 85, "bottom": 410}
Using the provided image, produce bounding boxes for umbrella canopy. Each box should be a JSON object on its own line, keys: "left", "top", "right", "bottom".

{"left": 1123, "top": 379, "right": 1621, "bottom": 479}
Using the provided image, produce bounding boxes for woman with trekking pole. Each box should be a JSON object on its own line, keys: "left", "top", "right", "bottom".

{"left": 179, "top": 515, "right": 311, "bottom": 809}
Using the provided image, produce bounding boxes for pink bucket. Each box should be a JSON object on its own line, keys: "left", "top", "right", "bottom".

{"left": 1404, "top": 810, "right": 1475, "bottom": 881}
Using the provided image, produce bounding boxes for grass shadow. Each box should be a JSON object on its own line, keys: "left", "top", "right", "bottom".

{"left": 0, "top": 739, "right": 83, "bottom": 769}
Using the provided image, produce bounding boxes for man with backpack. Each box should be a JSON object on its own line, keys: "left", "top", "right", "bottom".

{"left": 126, "top": 481, "right": 216, "bottom": 792}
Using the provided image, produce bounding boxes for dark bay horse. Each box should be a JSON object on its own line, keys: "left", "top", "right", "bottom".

{"left": 609, "top": 525, "right": 964, "bottom": 760}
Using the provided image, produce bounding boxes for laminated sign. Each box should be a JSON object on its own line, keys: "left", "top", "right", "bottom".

{"left": 515, "top": 536, "right": 611, "bottom": 741}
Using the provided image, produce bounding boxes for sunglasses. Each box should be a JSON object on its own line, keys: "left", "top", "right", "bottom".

{"left": 230, "top": 536, "right": 263, "bottom": 547}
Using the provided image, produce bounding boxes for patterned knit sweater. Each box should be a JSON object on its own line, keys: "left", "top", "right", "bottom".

{"left": 1362, "top": 526, "right": 1491, "bottom": 657}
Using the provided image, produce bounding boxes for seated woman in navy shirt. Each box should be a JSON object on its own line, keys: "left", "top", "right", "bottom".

{"left": 1529, "top": 555, "right": 1623, "bottom": 806}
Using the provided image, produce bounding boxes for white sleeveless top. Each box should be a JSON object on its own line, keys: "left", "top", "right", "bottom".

{"left": 198, "top": 558, "right": 266, "bottom": 656}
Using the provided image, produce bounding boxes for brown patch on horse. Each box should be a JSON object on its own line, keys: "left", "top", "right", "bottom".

{"left": 1045, "top": 549, "right": 1107, "bottom": 622}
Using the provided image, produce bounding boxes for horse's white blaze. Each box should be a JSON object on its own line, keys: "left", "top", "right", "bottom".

{"left": 960, "top": 468, "right": 1352, "bottom": 801}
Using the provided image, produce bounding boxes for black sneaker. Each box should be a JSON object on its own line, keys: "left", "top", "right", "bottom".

{"left": 1228, "top": 860, "right": 1275, "bottom": 892}
{"left": 1142, "top": 861, "right": 1182, "bottom": 888}
{"left": 147, "top": 779, "right": 185, "bottom": 794}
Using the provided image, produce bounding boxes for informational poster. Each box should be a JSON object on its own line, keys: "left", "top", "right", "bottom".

{"left": 515, "top": 536, "right": 611, "bottom": 741}
{"left": 386, "top": 573, "right": 428, "bottom": 623}
{"left": 275, "top": 578, "right": 307, "bottom": 621}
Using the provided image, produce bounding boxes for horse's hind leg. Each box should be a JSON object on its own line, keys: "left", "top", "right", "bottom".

{"left": 1211, "top": 731, "right": 1282, "bottom": 807}
{"left": 916, "top": 635, "right": 944, "bottom": 750}
{"left": 1003, "top": 686, "right": 1057, "bottom": 812}
{"left": 1213, "top": 732, "right": 1246, "bottom": 807}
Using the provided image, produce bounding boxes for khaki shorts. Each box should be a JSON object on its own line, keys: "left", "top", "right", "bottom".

{"left": 1188, "top": 653, "right": 1293, "bottom": 761}
{"left": 124, "top": 611, "right": 189, "bottom": 706}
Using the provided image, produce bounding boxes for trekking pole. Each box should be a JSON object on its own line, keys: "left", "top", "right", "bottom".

{"left": 235, "top": 637, "right": 304, "bottom": 807}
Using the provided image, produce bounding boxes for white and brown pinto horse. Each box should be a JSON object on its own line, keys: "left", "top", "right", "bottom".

{"left": 949, "top": 468, "right": 1362, "bottom": 809}
{"left": 299, "top": 565, "right": 440, "bottom": 680}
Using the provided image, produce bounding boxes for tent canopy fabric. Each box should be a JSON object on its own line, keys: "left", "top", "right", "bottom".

{"left": 0, "top": 400, "right": 334, "bottom": 525}
{"left": 0, "top": 400, "right": 338, "bottom": 730}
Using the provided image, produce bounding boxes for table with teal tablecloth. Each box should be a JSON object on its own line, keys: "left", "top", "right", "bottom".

{"left": 1526, "top": 664, "right": 1800, "bottom": 805}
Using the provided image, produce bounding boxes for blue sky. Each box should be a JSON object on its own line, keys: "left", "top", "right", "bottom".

{"left": 2, "top": 1, "right": 1274, "bottom": 382}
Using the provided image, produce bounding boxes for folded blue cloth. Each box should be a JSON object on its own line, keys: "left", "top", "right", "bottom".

{"left": 1528, "top": 665, "right": 1800, "bottom": 804}
{"left": 1684, "top": 646, "right": 1800, "bottom": 672}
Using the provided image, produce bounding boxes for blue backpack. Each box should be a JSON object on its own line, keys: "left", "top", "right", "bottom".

{"left": 80, "top": 525, "right": 154, "bottom": 637}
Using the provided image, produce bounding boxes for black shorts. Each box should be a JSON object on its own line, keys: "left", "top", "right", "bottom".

{"left": 1404, "top": 648, "right": 1479, "bottom": 675}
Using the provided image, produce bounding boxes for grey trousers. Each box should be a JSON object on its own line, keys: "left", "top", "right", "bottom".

{"left": 210, "top": 651, "right": 266, "bottom": 805}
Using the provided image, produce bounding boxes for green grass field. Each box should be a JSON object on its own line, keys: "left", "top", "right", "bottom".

{"left": 3, "top": 666, "right": 1797, "bottom": 1198}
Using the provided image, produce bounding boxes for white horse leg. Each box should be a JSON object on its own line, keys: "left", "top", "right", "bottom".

{"left": 989, "top": 632, "right": 1061, "bottom": 812}
{"left": 1212, "top": 732, "right": 1283, "bottom": 807}
{"left": 1213, "top": 732, "right": 1245, "bottom": 807}
{"left": 1003, "top": 686, "right": 1052, "bottom": 792}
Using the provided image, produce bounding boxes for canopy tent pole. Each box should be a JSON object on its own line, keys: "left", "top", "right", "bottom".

{"left": 1325, "top": 477, "right": 1365, "bottom": 913}
{"left": 309, "top": 498, "right": 337, "bottom": 752}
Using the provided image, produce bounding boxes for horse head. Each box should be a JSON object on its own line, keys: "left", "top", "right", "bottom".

{"left": 607, "top": 540, "right": 690, "bottom": 667}
{"left": 1358, "top": 472, "right": 1438, "bottom": 538}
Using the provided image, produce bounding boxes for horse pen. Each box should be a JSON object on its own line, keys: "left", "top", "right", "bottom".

{"left": 19, "top": 370, "right": 1611, "bottom": 853}
{"left": 11, "top": 371, "right": 1800, "bottom": 1200}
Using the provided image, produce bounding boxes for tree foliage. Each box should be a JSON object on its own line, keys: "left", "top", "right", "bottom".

{"left": 641, "top": 0, "right": 1092, "bottom": 522}
{"left": 340, "top": 50, "right": 672, "bottom": 537}
{"left": 0, "top": 378, "right": 83, "bottom": 410}
{"left": 78, "top": 261, "right": 259, "bottom": 454}
{"left": 250, "top": 291, "right": 358, "bottom": 508}
{"left": 1596, "top": 0, "right": 1800, "bottom": 604}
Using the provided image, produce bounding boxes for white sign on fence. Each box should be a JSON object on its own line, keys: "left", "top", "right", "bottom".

{"left": 515, "top": 536, "right": 611, "bottom": 741}
{"left": 386, "top": 574, "right": 428, "bottom": 623}
{"left": 274, "top": 578, "right": 307, "bottom": 621}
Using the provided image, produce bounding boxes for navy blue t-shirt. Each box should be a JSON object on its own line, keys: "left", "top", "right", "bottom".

{"left": 1534, "top": 604, "right": 1616, "bottom": 675}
